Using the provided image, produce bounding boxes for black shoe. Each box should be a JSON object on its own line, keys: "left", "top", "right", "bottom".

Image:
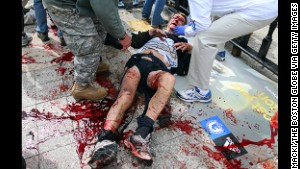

{"left": 104, "top": 33, "right": 123, "bottom": 50}
{"left": 37, "top": 32, "right": 50, "bottom": 42}
{"left": 60, "top": 37, "right": 66, "bottom": 46}
{"left": 88, "top": 140, "right": 118, "bottom": 168}
{"left": 88, "top": 129, "right": 119, "bottom": 168}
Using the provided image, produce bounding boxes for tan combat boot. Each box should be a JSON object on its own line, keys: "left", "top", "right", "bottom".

{"left": 71, "top": 82, "right": 108, "bottom": 100}
{"left": 96, "top": 63, "right": 109, "bottom": 74}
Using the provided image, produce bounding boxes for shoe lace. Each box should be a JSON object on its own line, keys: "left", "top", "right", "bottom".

{"left": 186, "top": 88, "right": 202, "bottom": 99}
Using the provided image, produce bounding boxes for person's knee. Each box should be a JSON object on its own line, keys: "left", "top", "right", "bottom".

{"left": 159, "top": 73, "right": 176, "bottom": 89}
{"left": 166, "top": 73, "right": 176, "bottom": 85}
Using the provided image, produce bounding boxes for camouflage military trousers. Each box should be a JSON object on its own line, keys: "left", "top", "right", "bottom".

{"left": 46, "top": 5, "right": 106, "bottom": 86}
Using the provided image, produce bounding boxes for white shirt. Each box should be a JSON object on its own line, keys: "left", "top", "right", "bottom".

{"left": 135, "top": 37, "right": 178, "bottom": 69}
{"left": 185, "top": 0, "right": 278, "bottom": 36}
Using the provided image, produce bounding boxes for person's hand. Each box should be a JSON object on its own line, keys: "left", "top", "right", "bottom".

{"left": 119, "top": 33, "right": 132, "bottom": 51}
{"left": 149, "top": 28, "right": 167, "bottom": 41}
{"left": 174, "top": 42, "right": 193, "bottom": 53}
{"left": 173, "top": 25, "right": 188, "bottom": 35}
{"left": 174, "top": 21, "right": 196, "bottom": 35}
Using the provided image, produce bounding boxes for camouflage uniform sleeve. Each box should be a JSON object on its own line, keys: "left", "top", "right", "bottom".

{"left": 89, "top": 0, "right": 125, "bottom": 39}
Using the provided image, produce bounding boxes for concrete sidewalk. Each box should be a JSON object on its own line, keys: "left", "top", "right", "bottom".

{"left": 22, "top": 5, "right": 278, "bottom": 169}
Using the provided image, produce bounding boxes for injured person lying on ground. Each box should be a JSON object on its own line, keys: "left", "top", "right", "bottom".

{"left": 88, "top": 12, "right": 193, "bottom": 168}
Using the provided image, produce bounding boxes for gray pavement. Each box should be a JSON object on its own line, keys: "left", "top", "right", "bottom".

{"left": 22, "top": 5, "right": 278, "bottom": 169}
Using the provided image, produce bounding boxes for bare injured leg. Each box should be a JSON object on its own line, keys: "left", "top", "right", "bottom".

{"left": 135, "top": 70, "right": 175, "bottom": 138}
{"left": 104, "top": 66, "right": 141, "bottom": 133}
{"left": 125, "top": 70, "right": 176, "bottom": 162}
{"left": 145, "top": 70, "right": 176, "bottom": 121}
{"left": 88, "top": 66, "right": 141, "bottom": 168}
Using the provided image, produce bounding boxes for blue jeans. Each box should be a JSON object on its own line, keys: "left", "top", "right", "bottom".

{"left": 34, "top": 0, "right": 48, "bottom": 33}
{"left": 142, "top": 0, "right": 166, "bottom": 26}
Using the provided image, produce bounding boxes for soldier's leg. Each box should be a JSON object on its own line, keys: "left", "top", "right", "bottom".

{"left": 45, "top": 5, "right": 107, "bottom": 100}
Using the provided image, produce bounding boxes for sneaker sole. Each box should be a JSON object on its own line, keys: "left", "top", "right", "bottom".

{"left": 124, "top": 139, "right": 153, "bottom": 161}
{"left": 72, "top": 91, "right": 108, "bottom": 101}
{"left": 176, "top": 93, "right": 212, "bottom": 103}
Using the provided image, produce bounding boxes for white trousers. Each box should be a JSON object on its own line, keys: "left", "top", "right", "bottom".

{"left": 187, "top": 13, "right": 277, "bottom": 90}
